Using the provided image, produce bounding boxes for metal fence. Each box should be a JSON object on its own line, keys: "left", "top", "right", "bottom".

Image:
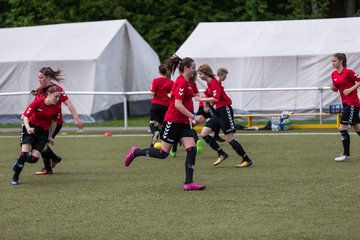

{"left": 0, "top": 87, "right": 333, "bottom": 129}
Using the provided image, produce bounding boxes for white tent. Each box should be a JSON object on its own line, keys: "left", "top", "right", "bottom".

{"left": 176, "top": 17, "right": 360, "bottom": 113}
{"left": 0, "top": 20, "right": 160, "bottom": 123}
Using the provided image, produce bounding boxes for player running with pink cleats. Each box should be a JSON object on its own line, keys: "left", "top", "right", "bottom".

{"left": 124, "top": 55, "right": 206, "bottom": 191}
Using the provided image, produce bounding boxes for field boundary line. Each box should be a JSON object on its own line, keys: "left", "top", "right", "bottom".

{"left": 0, "top": 132, "right": 347, "bottom": 138}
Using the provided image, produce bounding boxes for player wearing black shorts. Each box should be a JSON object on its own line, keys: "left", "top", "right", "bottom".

{"left": 331, "top": 53, "right": 360, "bottom": 161}
{"left": 32, "top": 67, "right": 84, "bottom": 175}
{"left": 11, "top": 86, "right": 61, "bottom": 185}
{"left": 149, "top": 64, "right": 174, "bottom": 147}
{"left": 170, "top": 73, "right": 202, "bottom": 157}
{"left": 197, "top": 65, "right": 253, "bottom": 167}
{"left": 124, "top": 56, "right": 206, "bottom": 191}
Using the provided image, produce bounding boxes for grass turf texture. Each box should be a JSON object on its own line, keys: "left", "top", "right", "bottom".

{"left": 1, "top": 131, "right": 360, "bottom": 239}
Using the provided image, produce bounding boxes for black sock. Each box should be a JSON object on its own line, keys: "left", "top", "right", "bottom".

{"left": 229, "top": 139, "right": 250, "bottom": 161}
{"left": 172, "top": 140, "right": 178, "bottom": 152}
{"left": 340, "top": 130, "right": 350, "bottom": 156}
{"left": 185, "top": 147, "right": 196, "bottom": 184}
{"left": 13, "top": 152, "right": 28, "bottom": 180}
{"left": 134, "top": 148, "right": 168, "bottom": 159}
{"left": 41, "top": 149, "right": 52, "bottom": 171}
{"left": 46, "top": 146, "right": 61, "bottom": 161}
{"left": 202, "top": 135, "right": 226, "bottom": 155}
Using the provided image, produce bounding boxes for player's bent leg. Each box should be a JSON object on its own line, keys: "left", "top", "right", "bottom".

{"left": 202, "top": 135, "right": 228, "bottom": 166}
{"left": 11, "top": 152, "right": 30, "bottom": 185}
{"left": 124, "top": 147, "right": 169, "bottom": 167}
{"left": 228, "top": 138, "right": 253, "bottom": 168}
{"left": 46, "top": 146, "right": 62, "bottom": 168}
{"left": 149, "top": 122, "right": 160, "bottom": 147}
{"left": 36, "top": 149, "right": 53, "bottom": 175}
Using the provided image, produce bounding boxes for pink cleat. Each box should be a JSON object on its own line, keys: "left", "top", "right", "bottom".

{"left": 183, "top": 182, "right": 206, "bottom": 191}
{"left": 124, "top": 147, "right": 138, "bottom": 167}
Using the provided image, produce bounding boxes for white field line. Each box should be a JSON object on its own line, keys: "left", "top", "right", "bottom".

{"left": 0, "top": 132, "right": 347, "bottom": 139}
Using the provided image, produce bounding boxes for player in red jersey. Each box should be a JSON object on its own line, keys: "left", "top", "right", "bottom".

{"left": 124, "top": 55, "right": 206, "bottom": 191}
{"left": 197, "top": 64, "right": 253, "bottom": 167}
{"left": 31, "top": 67, "right": 84, "bottom": 175}
{"left": 195, "top": 68, "right": 227, "bottom": 143}
{"left": 330, "top": 53, "right": 360, "bottom": 161}
{"left": 149, "top": 64, "right": 174, "bottom": 147}
{"left": 170, "top": 72, "right": 202, "bottom": 157}
{"left": 11, "top": 86, "right": 62, "bottom": 185}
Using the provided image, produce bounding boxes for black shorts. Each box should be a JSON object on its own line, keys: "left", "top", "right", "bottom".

{"left": 197, "top": 106, "right": 212, "bottom": 119}
{"left": 205, "top": 106, "right": 236, "bottom": 134}
{"left": 341, "top": 104, "right": 360, "bottom": 125}
{"left": 149, "top": 104, "right": 168, "bottom": 124}
{"left": 160, "top": 122, "right": 194, "bottom": 144}
{"left": 20, "top": 122, "right": 49, "bottom": 152}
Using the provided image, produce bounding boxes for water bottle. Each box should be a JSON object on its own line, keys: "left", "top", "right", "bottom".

{"left": 271, "top": 117, "right": 279, "bottom": 131}
{"left": 279, "top": 117, "right": 284, "bottom": 131}
{"left": 329, "top": 105, "right": 334, "bottom": 114}
{"left": 335, "top": 104, "right": 340, "bottom": 113}
{"left": 284, "top": 118, "right": 291, "bottom": 130}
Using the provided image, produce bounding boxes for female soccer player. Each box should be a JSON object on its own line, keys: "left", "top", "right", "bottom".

{"left": 149, "top": 64, "right": 173, "bottom": 147}
{"left": 32, "top": 67, "right": 84, "bottom": 175}
{"left": 170, "top": 71, "right": 202, "bottom": 157}
{"left": 197, "top": 65, "right": 253, "bottom": 167}
{"left": 195, "top": 68, "right": 228, "bottom": 143}
{"left": 330, "top": 53, "right": 360, "bottom": 161}
{"left": 11, "top": 86, "right": 61, "bottom": 185}
{"left": 124, "top": 55, "right": 206, "bottom": 191}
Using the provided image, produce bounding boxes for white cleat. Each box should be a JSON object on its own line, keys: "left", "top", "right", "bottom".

{"left": 334, "top": 155, "right": 350, "bottom": 161}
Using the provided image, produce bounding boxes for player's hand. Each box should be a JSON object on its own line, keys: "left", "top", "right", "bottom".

{"left": 194, "top": 115, "right": 206, "bottom": 123}
{"left": 194, "top": 96, "right": 201, "bottom": 102}
{"left": 330, "top": 84, "right": 338, "bottom": 92}
{"left": 75, "top": 119, "right": 84, "bottom": 130}
{"left": 27, "top": 127, "right": 35, "bottom": 134}
{"left": 48, "top": 138, "right": 55, "bottom": 145}
{"left": 343, "top": 88, "right": 352, "bottom": 96}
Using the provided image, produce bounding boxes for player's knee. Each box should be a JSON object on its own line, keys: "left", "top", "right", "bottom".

{"left": 28, "top": 155, "right": 39, "bottom": 164}
{"left": 202, "top": 135, "right": 211, "bottom": 142}
{"left": 186, "top": 146, "right": 197, "bottom": 154}
{"left": 159, "top": 149, "right": 169, "bottom": 159}
{"left": 340, "top": 130, "right": 349, "bottom": 140}
{"left": 20, "top": 152, "right": 31, "bottom": 164}
{"left": 229, "top": 139, "right": 237, "bottom": 146}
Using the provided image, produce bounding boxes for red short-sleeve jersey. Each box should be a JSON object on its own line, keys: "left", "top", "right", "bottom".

{"left": 164, "top": 75, "right": 195, "bottom": 124}
{"left": 34, "top": 82, "right": 68, "bottom": 124}
{"left": 204, "top": 78, "right": 232, "bottom": 109}
{"left": 150, "top": 77, "right": 174, "bottom": 107}
{"left": 23, "top": 97, "right": 61, "bottom": 130}
{"left": 332, "top": 68, "right": 360, "bottom": 107}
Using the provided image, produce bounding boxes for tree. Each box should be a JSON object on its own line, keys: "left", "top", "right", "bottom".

{"left": 0, "top": 0, "right": 359, "bottom": 60}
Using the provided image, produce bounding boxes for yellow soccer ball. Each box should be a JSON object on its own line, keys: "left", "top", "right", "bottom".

{"left": 154, "top": 142, "right": 161, "bottom": 149}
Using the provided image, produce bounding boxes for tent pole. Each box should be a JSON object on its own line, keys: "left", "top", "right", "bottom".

{"left": 123, "top": 95, "right": 128, "bottom": 130}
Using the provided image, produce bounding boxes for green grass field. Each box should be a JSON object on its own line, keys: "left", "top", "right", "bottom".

{"left": 1, "top": 130, "right": 360, "bottom": 240}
